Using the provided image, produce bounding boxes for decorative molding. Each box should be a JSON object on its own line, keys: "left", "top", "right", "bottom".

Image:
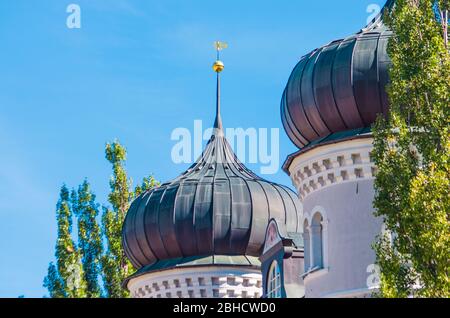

{"left": 288, "top": 138, "right": 375, "bottom": 201}
{"left": 128, "top": 266, "right": 262, "bottom": 299}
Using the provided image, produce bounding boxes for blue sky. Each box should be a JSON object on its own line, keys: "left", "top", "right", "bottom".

{"left": 0, "top": 0, "right": 385, "bottom": 297}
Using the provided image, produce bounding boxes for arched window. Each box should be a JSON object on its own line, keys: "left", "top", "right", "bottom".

{"left": 311, "top": 213, "right": 323, "bottom": 269}
{"left": 267, "top": 260, "right": 281, "bottom": 298}
{"left": 303, "top": 220, "right": 311, "bottom": 271}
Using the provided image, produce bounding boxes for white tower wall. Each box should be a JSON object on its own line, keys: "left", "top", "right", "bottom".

{"left": 127, "top": 266, "right": 262, "bottom": 298}
{"left": 287, "top": 137, "right": 382, "bottom": 298}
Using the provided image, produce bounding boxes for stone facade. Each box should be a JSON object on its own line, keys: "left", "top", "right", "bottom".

{"left": 127, "top": 266, "right": 262, "bottom": 298}
{"left": 289, "top": 137, "right": 376, "bottom": 201}
{"left": 259, "top": 137, "right": 383, "bottom": 298}
{"left": 287, "top": 137, "right": 382, "bottom": 298}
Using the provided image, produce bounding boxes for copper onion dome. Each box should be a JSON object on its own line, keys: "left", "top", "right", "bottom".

{"left": 281, "top": 0, "right": 395, "bottom": 149}
{"left": 122, "top": 45, "right": 302, "bottom": 270}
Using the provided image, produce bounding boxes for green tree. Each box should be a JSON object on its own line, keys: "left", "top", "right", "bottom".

{"left": 43, "top": 262, "right": 65, "bottom": 298}
{"left": 100, "top": 141, "right": 133, "bottom": 297}
{"left": 373, "top": 0, "right": 450, "bottom": 298}
{"left": 435, "top": 0, "right": 449, "bottom": 47}
{"left": 44, "top": 142, "right": 159, "bottom": 298}
{"left": 134, "top": 175, "right": 160, "bottom": 197}
{"left": 45, "top": 185, "right": 87, "bottom": 298}
{"left": 101, "top": 141, "right": 160, "bottom": 297}
{"left": 71, "top": 180, "right": 103, "bottom": 298}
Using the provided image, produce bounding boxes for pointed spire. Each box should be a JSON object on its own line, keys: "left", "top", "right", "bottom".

{"left": 214, "top": 71, "right": 223, "bottom": 131}
{"left": 212, "top": 41, "right": 227, "bottom": 136}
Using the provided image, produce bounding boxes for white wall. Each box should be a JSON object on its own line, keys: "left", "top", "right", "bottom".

{"left": 288, "top": 137, "right": 382, "bottom": 298}
{"left": 127, "top": 266, "right": 262, "bottom": 298}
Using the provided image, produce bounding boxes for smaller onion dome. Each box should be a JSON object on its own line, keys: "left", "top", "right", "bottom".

{"left": 281, "top": 1, "right": 394, "bottom": 149}
{"left": 122, "top": 51, "right": 302, "bottom": 270}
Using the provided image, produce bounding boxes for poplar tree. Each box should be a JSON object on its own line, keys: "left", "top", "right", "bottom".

{"left": 134, "top": 175, "right": 160, "bottom": 197}
{"left": 43, "top": 263, "right": 65, "bottom": 298}
{"left": 44, "top": 142, "right": 159, "bottom": 298}
{"left": 101, "top": 141, "right": 160, "bottom": 297}
{"left": 435, "top": 0, "right": 449, "bottom": 47}
{"left": 71, "top": 180, "right": 103, "bottom": 298}
{"left": 373, "top": 0, "right": 450, "bottom": 298}
{"left": 44, "top": 185, "right": 87, "bottom": 298}
{"left": 101, "top": 141, "right": 136, "bottom": 298}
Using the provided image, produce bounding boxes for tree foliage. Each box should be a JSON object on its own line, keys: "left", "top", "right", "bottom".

{"left": 373, "top": 0, "right": 450, "bottom": 298}
{"left": 435, "top": 0, "right": 449, "bottom": 47}
{"left": 71, "top": 180, "right": 103, "bottom": 297}
{"left": 44, "top": 185, "right": 87, "bottom": 298}
{"left": 101, "top": 141, "right": 134, "bottom": 298}
{"left": 44, "top": 141, "right": 159, "bottom": 298}
{"left": 43, "top": 263, "right": 65, "bottom": 298}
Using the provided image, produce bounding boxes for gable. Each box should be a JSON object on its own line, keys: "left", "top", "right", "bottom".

{"left": 263, "top": 220, "right": 282, "bottom": 254}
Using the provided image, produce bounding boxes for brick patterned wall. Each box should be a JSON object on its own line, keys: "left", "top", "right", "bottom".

{"left": 289, "top": 138, "right": 375, "bottom": 201}
{"left": 128, "top": 267, "right": 263, "bottom": 299}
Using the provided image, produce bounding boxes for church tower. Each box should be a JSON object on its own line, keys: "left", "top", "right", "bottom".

{"left": 121, "top": 43, "right": 302, "bottom": 298}
{"left": 260, "top": 0, "right": 395, "bottom": 298}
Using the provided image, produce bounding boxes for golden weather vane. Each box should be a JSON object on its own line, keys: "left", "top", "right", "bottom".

{"left": 211, "top": 41, "right": 227, "bottom": 131}
{"left": 212, "top": 41, "right": 228, "bottom": 73}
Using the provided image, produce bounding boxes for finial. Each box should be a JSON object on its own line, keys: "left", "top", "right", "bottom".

{"left": 212, "top": 41, "right": 228, "bottom": 133}
{"left": 213, "top": 41, "right": 228, "bottom": 73}
{"left": 213, "top": 60, "right": 224, "bottom": 73}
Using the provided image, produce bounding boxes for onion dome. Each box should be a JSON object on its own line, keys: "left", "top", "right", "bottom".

{"left": 122, "top": 48, "right": 302, "bottom": 270}
{"left": 281, "top": 1, "right": 394, "bottom": 149}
